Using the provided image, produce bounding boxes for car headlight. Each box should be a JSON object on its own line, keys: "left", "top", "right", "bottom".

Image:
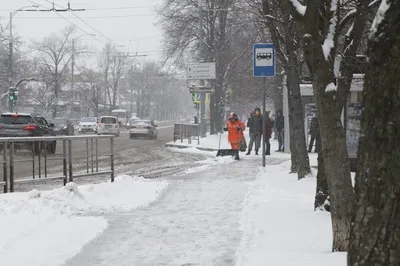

{"left": 62, "top": 126, "right": 67, "bottom": 129}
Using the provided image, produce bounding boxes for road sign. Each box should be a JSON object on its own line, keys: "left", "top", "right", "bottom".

{"left": 192, "top": 92, "right": 210, "bottom": 104}
{"left": 187, "top": 63, "right": 216, "bottom": 80}
{"left": 189, "top": 86, "right": 215, "bottom": 94}
{"left": 253, "top": 43, "right": 276, "bottom": 77}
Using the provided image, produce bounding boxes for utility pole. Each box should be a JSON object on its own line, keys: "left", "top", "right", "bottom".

{"left": 9, "top": 12, "right": 13, "bottom": 89}
{"left": 7, "top": 3, "right": 85, "bottom": 112}
{"left": 198, "top": 0, "right": 206, "bottom": 137}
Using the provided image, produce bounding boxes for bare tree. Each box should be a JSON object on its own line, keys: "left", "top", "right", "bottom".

{"left": 242, "top": 0, "right": 311, "bottom": 179}
{"left": 97, "top": 43, "right": 126, "bottom": 112}
{"left": 159, "top": 0, "right": 243, "bottom": 132}
{"left": 33, "top": 26, "right": 76, "bottom": 118}
{"left": 75, "top": 66, "right": 101, "bottom": 116}
{"left": 98, "top": 43, "right": 112, "bottom": 112}
{"left": 109, "top": 52, "right": 126, "bottom": 110}
{"left": 348, "top": 1, "right": 400, "bottom": 265}
{"left": 287, "top": 0, "right": 376, "bottom": 251}
{"left": 27, "top": 81, "right": 55, "bottom": 115}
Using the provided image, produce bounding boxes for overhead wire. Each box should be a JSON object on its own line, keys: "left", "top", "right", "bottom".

{"left": 13, "top": 14, "right": 157, "bottom": 19}
{"left": 28, "top": 1, "right": 107, "bottom": 46}
{"left": 43, "top": 0, "right": 120, "bottom": 48}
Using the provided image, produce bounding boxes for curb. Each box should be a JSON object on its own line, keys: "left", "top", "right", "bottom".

{"left": 165, "top": 143, "right": 218, "bottom": 152}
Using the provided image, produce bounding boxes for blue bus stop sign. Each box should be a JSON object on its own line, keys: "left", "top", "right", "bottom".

{"left": 253, "top": 43, "right": 276, "bottom": 77}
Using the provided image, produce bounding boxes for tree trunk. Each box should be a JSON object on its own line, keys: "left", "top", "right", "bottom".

{"left": 314, "top": 133, "right": 329, "bottom": 212}
{"left": 314, "top": 79, "right": 354, "bottom": 251}
{"left": 348, "top": 4, "right": 400, "bottom": 265}
{"left": 285, "top": 22, "right": 311, "bottom": 179}
{"left": 299, "top": 14, "right": 355, "bottom": 252}
{"left": 288, "top": 97, "right": 298, "bottom": 173}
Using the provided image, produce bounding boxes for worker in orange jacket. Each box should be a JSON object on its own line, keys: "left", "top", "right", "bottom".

{"left": 223, "top": 112, "right": 246, "bottom": 160}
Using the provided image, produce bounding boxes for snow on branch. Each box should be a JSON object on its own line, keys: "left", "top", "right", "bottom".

{"left": 289, "top": 0, "right": 307, "bottom": 16}
{"left": 370, "top": 0, "right": 390, "bottom": 39}
{"left": 322, "top": 0, "right": 339, "bottom": 61}
{"left": 340, "top": 0, "right": 382, "bottom": 31}
{"left": 325, "top": 82, "right": 337, "bottom": 93}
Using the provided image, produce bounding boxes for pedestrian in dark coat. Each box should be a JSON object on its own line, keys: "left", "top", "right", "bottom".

{"left": 264, "top": 111, "right": 272, "bottom": 155}
{"left": 275, "top": 110, "right": 284, "bottom": 151}
{"left": 308, "top": 117, "right": 319, "bottom": 152}
{"left": 246, "top": 107, "right": 263, "bottom": 155}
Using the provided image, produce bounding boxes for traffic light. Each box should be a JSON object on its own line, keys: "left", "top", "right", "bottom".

{"left": 8, "top": 88, "right": 18, "bottom": 106}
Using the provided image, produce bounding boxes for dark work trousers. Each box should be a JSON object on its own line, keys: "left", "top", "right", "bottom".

{"left": 248, "top": 133, "right": 261, "bottom": 151}
{"left": 277, "top": 130, "right": 284, "bottom": 151}
{"left": 265, "top": 138, "right": 271, "bottom": 155}
{"left": 308, "top": 135, "right": 319, "bottom": 152}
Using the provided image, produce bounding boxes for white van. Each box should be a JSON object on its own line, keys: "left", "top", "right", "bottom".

{"left": 97, "top": 116, "right": 120, "bottom": 137}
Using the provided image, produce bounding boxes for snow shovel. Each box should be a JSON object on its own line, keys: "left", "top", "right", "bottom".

{"left": 216, "top": 131, "right": 236, "bottom": 157}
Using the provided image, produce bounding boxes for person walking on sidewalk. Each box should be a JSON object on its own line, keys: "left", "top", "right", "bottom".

{"left": 264, "top": 110, "right": 272, "bottom": 155}
{"left": 275, "top": 110, "right": 284, "bottom": 152}
{"left": 246, "top": 107, "right": 263, "bottom": 155}
{"left": 308, "top": 117, "right": 319, "bottom": 152}
{"left": 224, "top": 112, "right": 246, "bottom": 160}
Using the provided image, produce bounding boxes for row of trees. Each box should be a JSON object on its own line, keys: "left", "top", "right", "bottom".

{"left": 160, "top": 0, "right": 400, "bottom": 264}
{"left": 0, "top": 25, "right": 191, "bottom": 120}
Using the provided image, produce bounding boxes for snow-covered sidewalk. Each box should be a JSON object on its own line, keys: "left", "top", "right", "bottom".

{"left": 64, "top": 156, "right": 290, "bottom": 265}
{"left": 236, "top": 160, "right": 346, "bottom": 266}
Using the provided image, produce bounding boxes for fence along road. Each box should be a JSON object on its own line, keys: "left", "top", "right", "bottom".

{"left": 0, "top": 123, "right": 176, "bottom": 192}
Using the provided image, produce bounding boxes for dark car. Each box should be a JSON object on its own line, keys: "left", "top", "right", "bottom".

{"left": 51, "top": 118, "right": 74, "bottom": 135}
{"left": 0, "top": 113, "right": 56, "bottom": 155}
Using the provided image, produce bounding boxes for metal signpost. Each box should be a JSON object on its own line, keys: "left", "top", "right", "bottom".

{"left": 187, "top": 63, "right": 216, "bottom": 138}
{"left": 253, "top": 43, "right": 276, "bottom": 167}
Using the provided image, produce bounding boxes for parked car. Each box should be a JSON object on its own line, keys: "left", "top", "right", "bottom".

{"left": 0, "top": 113, "right": 56, "bottom": 154}
{"left": 97, "top": 116, "right": 120, "bottom": 137}
{"left": 129, "top": 119, "right": 157, "bottom": 139}
{"left": 78, "top": 117, "right": 98, "bottom": 134}
{"left": 51, "top": 118, "right": 74, "bottom": 135}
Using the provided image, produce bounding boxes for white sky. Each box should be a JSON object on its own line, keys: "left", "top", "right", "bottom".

{"left": 0, "top": 0, "right": 164, "bottom": 65}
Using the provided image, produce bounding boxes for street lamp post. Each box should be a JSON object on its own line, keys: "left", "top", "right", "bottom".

{"left": 8, "top": 5, "right": 39, "bottom": 88}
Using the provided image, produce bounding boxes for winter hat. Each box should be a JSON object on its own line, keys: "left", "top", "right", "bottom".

{"left": 254, "top": 107, "right": 261, "bottom": 112}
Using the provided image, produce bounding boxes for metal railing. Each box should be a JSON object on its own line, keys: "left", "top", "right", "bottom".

{"left": 0, "top": 135, "right": 115, "bottom": 193}
{"left": 173, "top": 123, "right": 200, "bottom": 145}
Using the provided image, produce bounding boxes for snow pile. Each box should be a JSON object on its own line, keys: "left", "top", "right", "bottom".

{"left": 0, "top": 175, "right": 169, "bottom": 266}
{"left": 0, "top": 175, "right": 169, "bottom": 216}
{"left": 0, "top": 214, "right": 108, "bottom": 266}
{"left": 236, "top": 161, "right": 346, "bottom": 266}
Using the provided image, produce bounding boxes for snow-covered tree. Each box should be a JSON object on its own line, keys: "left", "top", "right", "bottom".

{"left": 287, "top": 0, "right": 379, "bottom": 251}
{"left": 348, "top": 1, "right": 400, "bottom": 264}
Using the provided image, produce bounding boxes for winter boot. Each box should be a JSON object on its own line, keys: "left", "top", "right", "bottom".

{"left": 245, "top": 150, "right": 251, "bottom": 155}
{"left": 255, "top": 149, "right": 259, "bottom": 155}
{"left": 235, "top": 150, "right": 240, "bottom": 160}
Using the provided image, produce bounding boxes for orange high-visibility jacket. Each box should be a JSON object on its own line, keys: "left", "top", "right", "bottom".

{"left": 226, "top": 120, "right": 246, "bottom": 150}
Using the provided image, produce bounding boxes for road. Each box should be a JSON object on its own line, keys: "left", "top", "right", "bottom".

{"left": 2, "top": 123, "right": 211, "bottom": 192}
